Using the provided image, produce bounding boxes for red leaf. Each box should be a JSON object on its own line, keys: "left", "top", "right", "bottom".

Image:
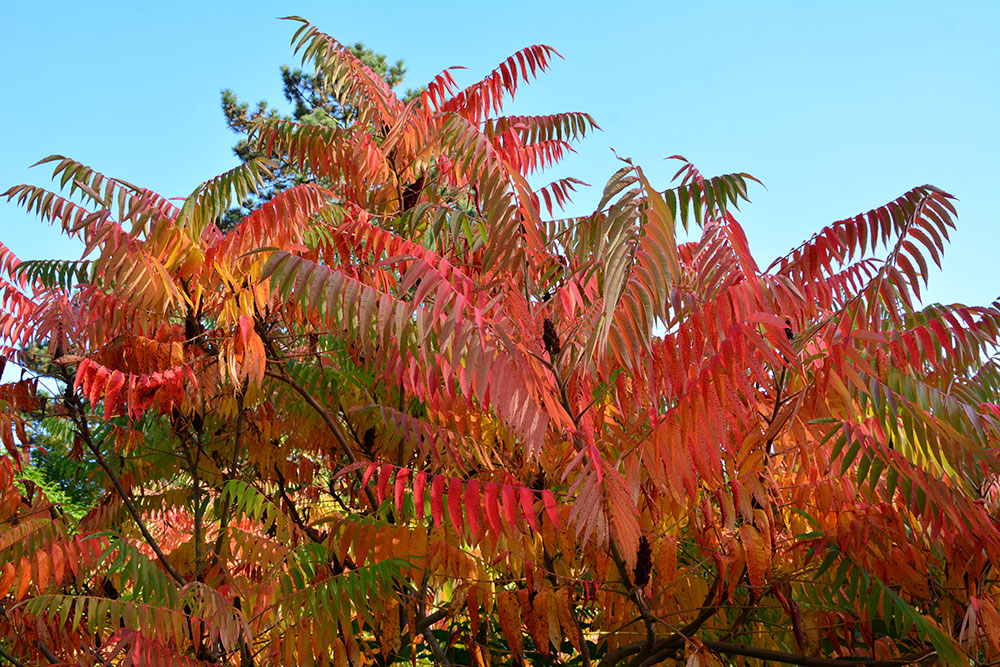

{"left": 103, "top": 370, "right": 126, "bottom": 420}
{"left": 542, "top": 490, "right": 560, "bottom": 527}
{"left": 520, "top": 486, "right": 538, "bottom": 531}
{"left": 88, "top": 365, "right": 109, "bottom": 407}
{"left": 361, "top": 462, "right": 379, "bottom": 488}
{"left": 73, "top": 358, "right": 91, "bottom": 393}
{"left": 501, "top": 485, "right": 518, "bottom": 532}
{"left": 238, "top": 314, "right": 253, "bottom": 348}
{"left": 414, "top": 471, "right": 427, "bottom": 524}
{"left": 465, "top": 480, "right": 481, "bottom": 542}
{"left": 448, "top": 477, "right": 464, "bottom": 535}
{"left": 394, "top": 468, "right": 410, "bottom": 518}
{"left": 484, "top": 482, "right": 501, "bottom": 534}
{"left": 430, "top": 475, "right": 446, "bottom": 532}
{"left": 376, "top": 464, "right": 393, "bottom": 504}
{"left": 65, "top": 539, "right": 80, "bottom": 578}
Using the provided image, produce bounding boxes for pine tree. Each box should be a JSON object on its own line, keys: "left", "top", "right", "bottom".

{"left": 218, "top": 43, "right": 414, "bottom": 229}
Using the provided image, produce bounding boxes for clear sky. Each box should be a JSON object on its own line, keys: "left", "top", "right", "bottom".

{"left": 2, "top": 1, "right": 997, "bottom": 306}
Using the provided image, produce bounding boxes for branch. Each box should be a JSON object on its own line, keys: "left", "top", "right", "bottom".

{"left": 421, "top": 626, "right": 452, "bottom": 667}
{"left": 212, "top": 392, "right": 245, "bottom": 559}
{"left": 261, "top": 365, "right": 354, "bottom": 462}
{"left": 62, "top": 387, "right": 187, "bottom": 586}
{"left": 0, "top": 646, "right": 24, "bottom": 667}
{"left": 35, "top": 643, "right": 59, "bottom": 666}
{"left": 273, "top": 465, "right": 325, "bottom": 543}
{"left": 701, "top": 640, "right": 935, "bottom": 667}
{"left": 263, "top": 366, "right": 380, "bottom": 512}
{"left": 415, "top": 572, "right": 453, "bottom": 667}
{"left": 608, "top": 541, "right": 657, "bottom": 649}
{"left": 599, "top": 575, "right": 720, "bottom": 667}
{"left": 414, "top": 607, "right": 449, "bottom": 633}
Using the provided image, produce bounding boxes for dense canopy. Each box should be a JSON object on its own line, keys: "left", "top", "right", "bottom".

{"left": 1, "top": 17, "right": 999, "bottom": 667}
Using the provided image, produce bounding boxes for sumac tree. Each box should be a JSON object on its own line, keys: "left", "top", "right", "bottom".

{"left": 1, "top": 17, "right": 999, "bottom": 667}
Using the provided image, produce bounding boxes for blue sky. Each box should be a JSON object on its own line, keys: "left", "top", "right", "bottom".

{"left": 2, "top": 1, "right": 997, "bottom": 306}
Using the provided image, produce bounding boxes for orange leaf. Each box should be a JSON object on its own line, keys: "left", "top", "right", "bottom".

{"left": 331, "top": 639, "right": 348, "bottom": 667}
{"left": 657, "top": 536, "right": 677, "bottom": 586}
{"left": 0, "top": 562, "right": 13, "bottom": 595}
{"left": 519, "top": 588, "right": 548, "bottom": 656}
{"left": 739, "top": 524, "right": 769, "bottom": 589}
{"left": 555, "top": 587, "right": 581, "bottom": 653}
{"left": 35, "top": 550, "right": 50, "bottom": 592}
{"left": 353, "top": 524, "right": 374, "bottom": 567}
{"left": 15, "top": 562, "right": 31, "bottom": 601}
{"left": 468, "top": 586, "right": 481, "bottom": 637}
{"left": 495, "top": 590, "right": 524, "bottom": 659}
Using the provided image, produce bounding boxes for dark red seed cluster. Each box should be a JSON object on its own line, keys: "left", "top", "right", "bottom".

{"left": 542, "top": 318, "right": 561, "bottom": 355}
{"left": 634, "top": 535, "right": 652, "bottom": 588}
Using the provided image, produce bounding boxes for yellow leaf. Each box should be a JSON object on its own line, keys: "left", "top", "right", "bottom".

{"left": 739, "top": 524, "right": 770, "bottom": 589}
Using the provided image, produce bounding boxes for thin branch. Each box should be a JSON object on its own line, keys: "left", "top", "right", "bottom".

{"left": 415, "top": 569, "right": 453, "bottom": 667}
{"left": 191, "top": 440, "right": 203, "bottom": 577}
{"left": 213, "top": 392, "right": 246, "bottom": 559}
{"left": 273, "top": 465, "right": 325, "bottom": 543}
{"left": 262, "top": 366, "right": 380, "bottom": 512}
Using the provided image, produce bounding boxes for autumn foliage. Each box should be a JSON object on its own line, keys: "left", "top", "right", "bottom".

{"left": 2, "top": 17, "right": 1000, "bottom": 667}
